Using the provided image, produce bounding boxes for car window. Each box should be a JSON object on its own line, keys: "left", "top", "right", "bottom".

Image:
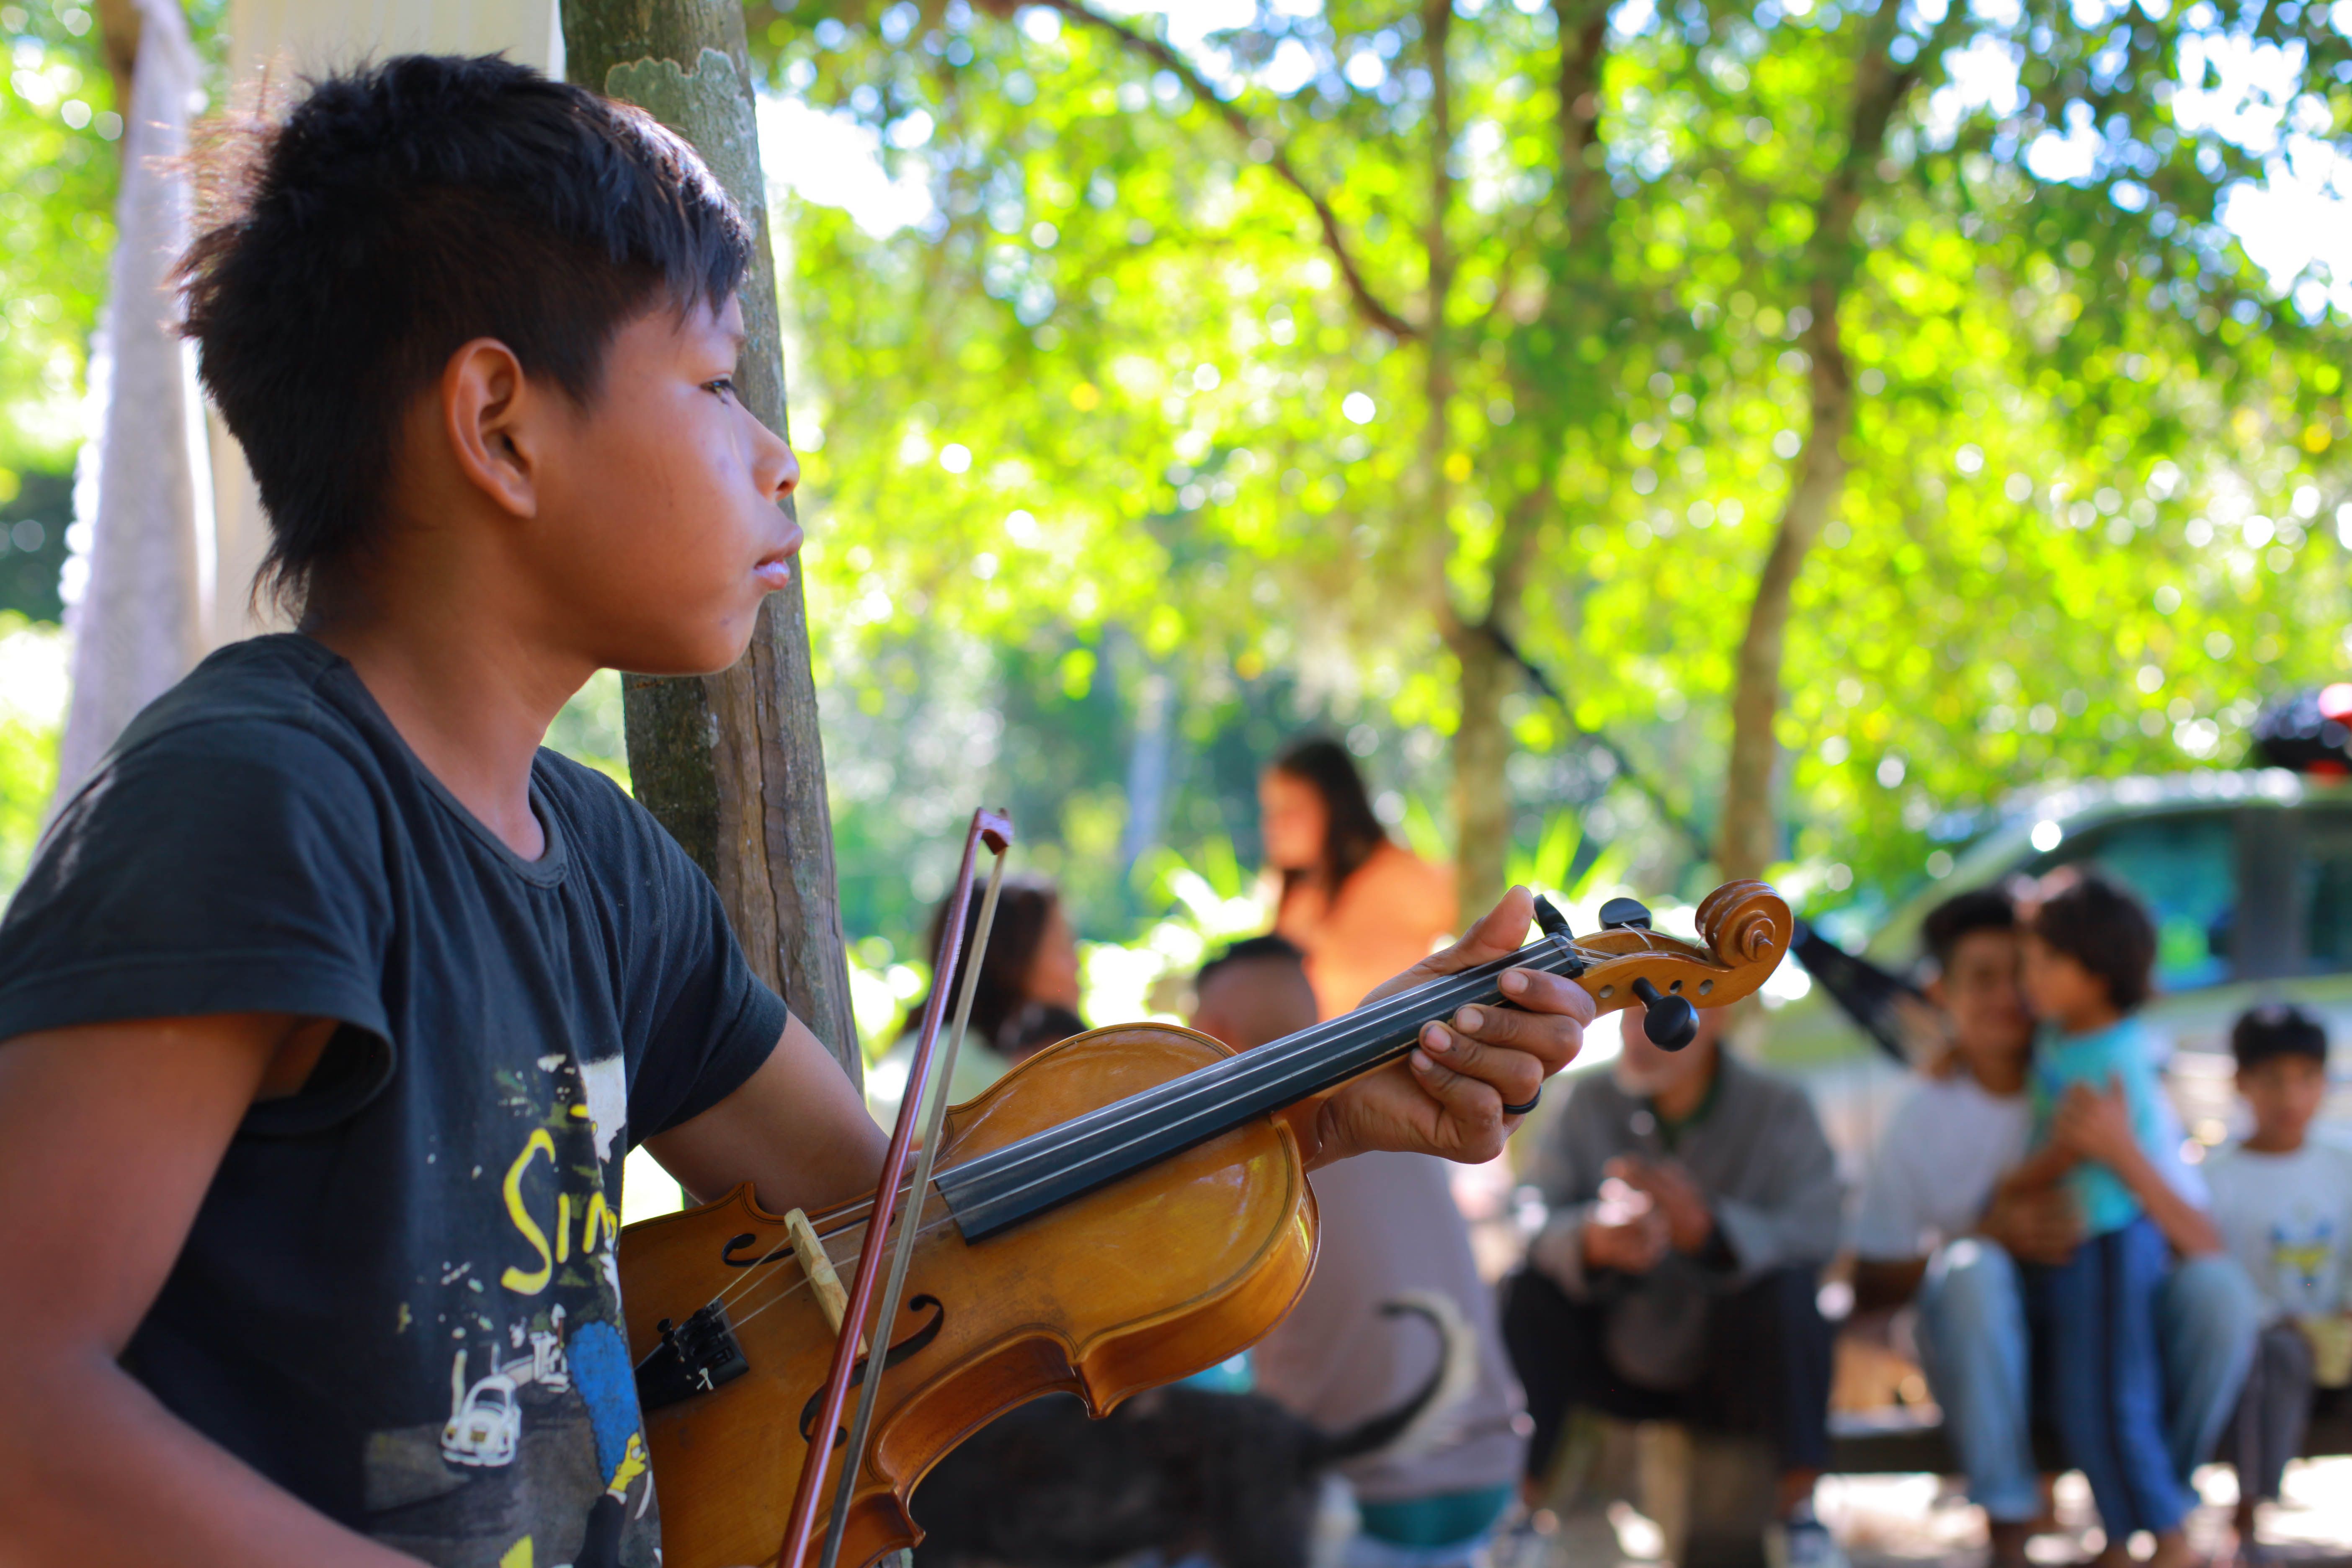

{"left": 2042, "top": 812, "right": 2236, "bottom": 990}
{"left": 2299, "top": 811, "right": 2352, "bottom": 975}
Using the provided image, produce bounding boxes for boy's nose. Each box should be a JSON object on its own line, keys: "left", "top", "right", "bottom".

{"left": 753, "top": 415, "right": 799, "bottom": 503}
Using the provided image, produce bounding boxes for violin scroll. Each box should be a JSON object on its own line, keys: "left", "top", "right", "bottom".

{"left": 1696, "top": 879, "right": 1790, "bottom": 967}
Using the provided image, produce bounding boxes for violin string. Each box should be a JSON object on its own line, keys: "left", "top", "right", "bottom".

{"left": 686, "top": 1164, "right": 931, "bottom": 1326}
{"left": 628, "top": 1197, "right": 964, "bottom": 1373}
{"left": 720, "top": 1204, "right": 963, "bottom": 1340}
{"left": 934, "top": 929, "right": 1705, "bottom": 1233}
{"left": 941, "top": 951, "right": 1561, "bottom": 1206}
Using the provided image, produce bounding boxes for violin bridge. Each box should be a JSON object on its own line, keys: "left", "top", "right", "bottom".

{"left": 786, "top": 1207, "right": 862, "bottom": 1350}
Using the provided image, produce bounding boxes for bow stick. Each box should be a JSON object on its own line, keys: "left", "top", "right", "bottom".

{"left": 777, "top": 807, "right": 1016, "bottom": 1568}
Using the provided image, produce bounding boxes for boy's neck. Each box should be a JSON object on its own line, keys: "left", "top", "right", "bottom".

{"left": 2242, "top": 1126, "right": 2309, "bottom": 1155}
{"left": 308, "top": 591, "right": 592, "bottom": 862}
{"left": 1962, "top": 1048, "right": 2029, "bottom": 1097}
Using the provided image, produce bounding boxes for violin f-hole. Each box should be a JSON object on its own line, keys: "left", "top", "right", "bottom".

{"left": 722, "top": 1231, "right": 794, "bottom": 1270}
{"left": 796, "top": 1295, "right": 948, "bottom": 1445}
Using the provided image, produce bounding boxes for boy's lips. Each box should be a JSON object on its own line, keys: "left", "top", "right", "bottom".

{"left": 753, "top": 524, "right": 805, "bottom": 588}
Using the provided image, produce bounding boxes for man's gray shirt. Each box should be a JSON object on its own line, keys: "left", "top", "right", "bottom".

{"left": 1527, "top": 1050, "right": 1843, "bottom": 1385}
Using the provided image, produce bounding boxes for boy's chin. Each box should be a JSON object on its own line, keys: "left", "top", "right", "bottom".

{"left": 605, "top": 618, "right": 763, "bottom": 680}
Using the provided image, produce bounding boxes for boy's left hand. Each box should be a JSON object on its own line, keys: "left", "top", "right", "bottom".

{"left": 2052, "top": 1075, "right": 2138, "bottom": 1168}
{"left": 1289, "top": 886, "right": 1591, "bottom": 1170}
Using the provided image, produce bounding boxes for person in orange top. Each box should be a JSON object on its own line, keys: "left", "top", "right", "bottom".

{"left": 1262, "top": 736, "right": 1458, "bottom": 1019}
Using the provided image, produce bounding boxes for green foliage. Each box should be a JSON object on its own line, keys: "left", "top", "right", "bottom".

{"left": 0, "top": 3, "right": 124, "bottom": 473}
{"left": 545, "top": 668, "right": 631, "bottom": 787}
{"left": 756, "top": 0, "right": 2352, "bottom": 941}
{"left": 0, "top": 610, "right": 66, "bottom": 897}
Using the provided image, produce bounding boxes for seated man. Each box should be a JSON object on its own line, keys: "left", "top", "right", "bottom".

{"left": 1504, "top": 1001, "right": 1844, "bottom": 1568}
{"left": 1849, "top": 887, "right": 2259, "bottom": 1568}
{"left": 1194, "top": 936, "right": 1530, "bottom": 1568}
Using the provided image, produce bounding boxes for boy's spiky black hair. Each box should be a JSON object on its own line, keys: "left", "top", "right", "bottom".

{"left": 180, "top": 54, "right": 752, "bottom": 615}
{"left": 2231, "top": 1003, "right": 2328, "bottom": 1070}
{"left": 2029, "top": 870, "right": 2158, "bottom": 1013}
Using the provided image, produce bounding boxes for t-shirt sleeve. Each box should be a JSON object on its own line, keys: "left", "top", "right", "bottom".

{"left": 0, "top": 719, "right": 396, "bottom": 1117}
{"left": 613, "top": 803, "right": 793, "bottom": 1142}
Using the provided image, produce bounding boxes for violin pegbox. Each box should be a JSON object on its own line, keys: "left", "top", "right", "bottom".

{"left": 1567, "top": 880, "right": 1793, "bottom": 1034}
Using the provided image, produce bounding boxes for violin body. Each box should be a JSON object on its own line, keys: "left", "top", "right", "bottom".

{"left": 620, "top": 1023, "right": 1318, "bottom": 1568}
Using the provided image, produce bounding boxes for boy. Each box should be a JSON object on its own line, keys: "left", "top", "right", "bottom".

{"left": 2206, "top": 1004, "right": 2352, "bottom": 1546}
{"left": 2001, "top": 872, "right": 2196, "bottom": 1568}
{"left": 0, "top": 57, "right": 1589, "bottom": 1568}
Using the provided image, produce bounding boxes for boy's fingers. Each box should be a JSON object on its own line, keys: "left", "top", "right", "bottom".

{"left": 1416, "top": 1021, "right": 1546, "bottom": 1109}
{"left": 1407, "top": 1048, "right": 1509, "bottom": 1154}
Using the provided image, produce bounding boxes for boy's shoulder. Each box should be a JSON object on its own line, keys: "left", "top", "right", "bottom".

{"left": 2205, "top": 1137, "right": 2352, "bottom": 1186}
{"left": 36, "top": 636, "right": 391, "bottom": 869}
{"left": 105, "top": 633, "right": 361, "bottom": 766}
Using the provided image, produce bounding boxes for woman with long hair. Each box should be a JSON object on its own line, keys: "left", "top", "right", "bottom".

{"left": 867, "top": 874, "right": 1086, "bottom": 1124}
{"left": 1261, "top": 736, "right": 1456, "bottom": 1019}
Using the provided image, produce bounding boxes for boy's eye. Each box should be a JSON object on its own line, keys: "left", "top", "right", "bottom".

{"left": 706, "top": 377, "right": 738, "bottom": 402}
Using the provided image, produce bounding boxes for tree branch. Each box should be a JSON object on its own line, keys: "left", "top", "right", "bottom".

{"left": 1554, "top": 0, "right": 1612, "bottom": 239}
{"left": 1027, "top": 0, "right": 1421, "bottom": 340}
{"left": 1718, "top": 0, "right": 1972, "bottom": 881}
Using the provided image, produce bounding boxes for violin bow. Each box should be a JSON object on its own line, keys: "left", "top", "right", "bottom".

{"left": 777, "top": 807, "right": 1015, "bottom": 1568}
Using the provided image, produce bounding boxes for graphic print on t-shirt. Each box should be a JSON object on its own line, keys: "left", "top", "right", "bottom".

{"left": 363, "top": 1045, "right": 654, "bottom": 1568}
{"left": 2270, "top": 1215, "right": 2340, "bottom": 1308}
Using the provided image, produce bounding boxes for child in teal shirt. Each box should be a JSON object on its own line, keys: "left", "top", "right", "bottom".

{"left": 2029, "top": 1013, "right": 2173, "bottom": 1236}
{"left": 2005, "top": 872, "right": 2196, "bottom": 1568}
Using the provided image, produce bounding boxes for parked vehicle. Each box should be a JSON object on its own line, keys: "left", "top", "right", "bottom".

{"left": 1765, "top": 767, "right": 2352, "bottom": 1165}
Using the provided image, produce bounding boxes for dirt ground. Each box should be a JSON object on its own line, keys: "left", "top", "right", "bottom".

{"left": 1822, "top": 1460, "right": 2352, "bottom": 1568}
{"left": 1516, "top": 1458, "right": 2352, "bottom": 1568}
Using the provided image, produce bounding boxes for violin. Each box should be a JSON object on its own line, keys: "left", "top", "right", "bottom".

{"left": 617, "top": 871, "right": 1790, "bottom": 1568}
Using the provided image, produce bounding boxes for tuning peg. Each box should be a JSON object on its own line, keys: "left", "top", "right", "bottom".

{"left": 1598, "top": 897, "right": 1653, "bottom": 931}
{"left": 1533, "top": 896, "right": 1573, "bottom": 939}
{"left": 1631, "top": 977, "right": 1699, "bottom": 1050}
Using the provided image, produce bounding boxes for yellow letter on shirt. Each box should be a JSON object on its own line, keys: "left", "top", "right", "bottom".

{"left": 500, "top": 1130, "right": 557, "bottom": 1295}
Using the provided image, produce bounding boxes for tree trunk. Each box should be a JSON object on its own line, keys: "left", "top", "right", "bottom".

{"left": 1716, "top": 0, "right": 1956, "bottom": 885}
{"left": 1718, "top": 364, "right": 1849, "bottom": 882}
{"left": 563, "top": 0, "right": 860, "bottom": 1079}
{"left": 1450, "top": 630, "right": 1514, "bottom": 913}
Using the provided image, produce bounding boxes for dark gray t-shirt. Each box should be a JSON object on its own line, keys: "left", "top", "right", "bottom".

{"left": 0, "top": 634, "right": 789, "bottom": 1568}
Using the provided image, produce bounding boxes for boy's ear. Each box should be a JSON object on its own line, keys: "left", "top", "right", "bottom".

{"left": 1923, "top": 975, "right": 1948, "bottom": 1010}
{"left": 440, "top": 338, "right": 542, "bottom": 520}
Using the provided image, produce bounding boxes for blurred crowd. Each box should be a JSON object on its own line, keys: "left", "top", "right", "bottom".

{"left": 872, "top": 738, "right": 2349, "bottom": 1568}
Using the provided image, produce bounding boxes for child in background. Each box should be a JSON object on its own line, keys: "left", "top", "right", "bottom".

{"left": 2207, "top": 1004, "right": 2352, "bottom": 1550}
{"left": 2000, "top": 872, "right": 2195, "bottom": 1568}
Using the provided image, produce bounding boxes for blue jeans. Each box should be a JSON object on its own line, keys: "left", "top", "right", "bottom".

{"left": 2024, "top": 1218, "right": 2192, "bottom": 1535}
{"left": 1915, "top": 1236, "right": 2259, "bottom": 1523}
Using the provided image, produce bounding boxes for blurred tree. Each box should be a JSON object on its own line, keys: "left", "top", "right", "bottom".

{"left": 753, "top": 0, "right": 2352, "bottom": 923}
